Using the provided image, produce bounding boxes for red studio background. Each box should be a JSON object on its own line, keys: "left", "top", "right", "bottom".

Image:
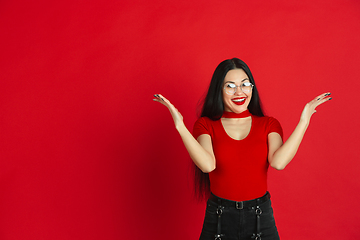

{"left": 1, "top": 0, "right": 359, "bottom": 239}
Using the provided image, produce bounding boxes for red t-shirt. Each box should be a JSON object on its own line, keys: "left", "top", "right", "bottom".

{"left": 193, "top": 114, "right": 283, "bottom": 202}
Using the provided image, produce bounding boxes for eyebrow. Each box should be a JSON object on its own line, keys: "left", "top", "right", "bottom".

{"left": 224, "top": 78, "right": 250, "bottom": 84}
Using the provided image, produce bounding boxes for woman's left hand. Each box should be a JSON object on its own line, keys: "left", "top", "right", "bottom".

{"left": 300, "top": 92, "right": 332, "bottom": 125}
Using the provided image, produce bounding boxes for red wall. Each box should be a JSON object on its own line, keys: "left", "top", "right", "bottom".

{"left": 1, "top": 0, "right": 360, "bottom": 239}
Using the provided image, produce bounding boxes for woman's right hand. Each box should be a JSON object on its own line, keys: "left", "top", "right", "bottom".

{"left": 153, "top": 94, "right": 185, "bottom": 129}
{"left": 153, "top": 94, "right": 216, "bottom": 172}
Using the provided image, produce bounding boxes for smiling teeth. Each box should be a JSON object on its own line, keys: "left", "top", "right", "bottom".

{"left": 232, "top": 99, "right": 245, "bottom": 102}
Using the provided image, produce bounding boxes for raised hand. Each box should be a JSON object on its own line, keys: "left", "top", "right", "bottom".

{"left": 300, "top": 92, "right": 332, "bottom": 125}
{"left": 153, "top": 94, "right": 185, "bottom": 129}
{"left": 269, "top": 92, "right": 332, "bottom": 170}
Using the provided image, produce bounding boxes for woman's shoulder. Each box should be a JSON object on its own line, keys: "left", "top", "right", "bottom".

{"left": 252, "top": 115, "right": 281, "bottom": 125}
{"left": 195, "top": 116, "right": 219, "bottom": 123}
{"left": 194, "top": 116, "right": 216, "bottom": 127}
{"left": 252, "top": 114, "right": 279, "bottom": 121}
{"left": 193, "top": 116, "right": 218, "bottom": 138}
{"left": 252, "top": 115, "right": 283, "bottom": 136}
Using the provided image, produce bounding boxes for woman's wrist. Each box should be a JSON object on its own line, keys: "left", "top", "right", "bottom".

{"left": 175, "top": 122, "right": 186, "bottom": 132}
{"left": 298, "top": 117, "right": 310, "bottom": 129}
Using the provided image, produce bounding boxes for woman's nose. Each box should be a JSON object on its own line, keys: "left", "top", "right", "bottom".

{"left": 234, "top": 86, "right": 244, "bottom": 95}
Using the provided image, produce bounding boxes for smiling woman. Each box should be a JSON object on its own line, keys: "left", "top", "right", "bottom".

{"left": 153, "top": 58, "right": 331, "bottom": 240}
{"left": 222, "top": 69, "right": 253, "bottom": 113}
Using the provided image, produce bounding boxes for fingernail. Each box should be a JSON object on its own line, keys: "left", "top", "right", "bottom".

{"left": 328, "top": 97, "right": 332, "bottom": 100}
{"left": 161, "top": 98, "right": 164, "bottom": 101}
{"left": 325, "top": 93, "right": 331, "bottom": 96}
{"left": 317, "top": 98, "right": 320, "bottom": 100}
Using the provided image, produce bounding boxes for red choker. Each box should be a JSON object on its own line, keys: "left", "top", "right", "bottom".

{"left": 222, "top": 110, "right": 251, "bottom": 118}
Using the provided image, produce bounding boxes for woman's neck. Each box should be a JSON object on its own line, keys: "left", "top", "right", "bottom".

{"left": 222, "top": 109, "right": 251, "bottom": 119}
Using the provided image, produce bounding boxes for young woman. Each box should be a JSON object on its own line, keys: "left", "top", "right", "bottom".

{"left": 153, "top": 58, "right": 331, "bottom": 240}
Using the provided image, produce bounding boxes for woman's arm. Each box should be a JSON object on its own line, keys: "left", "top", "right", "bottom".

{"left": 268, "top": 92, "right": 332, "bottom": 170}
{"left": 153, "top": 94, "right": 216, "bottom": 173}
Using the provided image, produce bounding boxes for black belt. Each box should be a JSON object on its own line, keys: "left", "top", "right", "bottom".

{"left": 209, "top": 192, "right": 270, "bottom": 210}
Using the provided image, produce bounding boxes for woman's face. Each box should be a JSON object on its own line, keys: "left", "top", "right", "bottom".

{"left": 222, "top": 69, "right": 252, "bottom": 113}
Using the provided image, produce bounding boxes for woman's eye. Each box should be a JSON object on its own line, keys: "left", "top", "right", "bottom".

{"left": 227, "top": 83, "right": 236, "bottom": 88}
{"left": 243, "top": 82, "right": 251, "bottom": 87}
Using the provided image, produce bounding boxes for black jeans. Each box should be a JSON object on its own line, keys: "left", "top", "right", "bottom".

{"left": 199, "top": 192, "right": 280, "bottom": 240}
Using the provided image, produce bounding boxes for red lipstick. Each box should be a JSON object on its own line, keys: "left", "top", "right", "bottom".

{"left": 232, "top": 97, "right": 246, "bottom": 105}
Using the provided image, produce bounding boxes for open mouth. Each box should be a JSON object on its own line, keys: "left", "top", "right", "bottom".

{"left": 232, "top": 97, "right": 246, "bottom": 105}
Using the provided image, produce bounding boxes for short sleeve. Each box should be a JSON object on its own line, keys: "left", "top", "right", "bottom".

{"left": 193, "top": 117, "right": 210, "bottom": 139}
{"left": 267, "top": 117, "right": 283, "bottom": 139}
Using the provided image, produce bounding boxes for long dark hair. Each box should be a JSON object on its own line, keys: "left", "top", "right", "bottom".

{"left": 193, "top": 58, "right": 264, "bottom": 201}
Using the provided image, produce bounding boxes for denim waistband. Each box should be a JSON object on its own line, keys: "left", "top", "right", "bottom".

{"left": 209, "top": 192, "right": 270, "bottom": 209}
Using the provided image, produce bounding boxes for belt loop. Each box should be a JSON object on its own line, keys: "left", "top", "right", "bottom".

{"left": 236, "top": 201, "right": 243, "bottom": 209}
